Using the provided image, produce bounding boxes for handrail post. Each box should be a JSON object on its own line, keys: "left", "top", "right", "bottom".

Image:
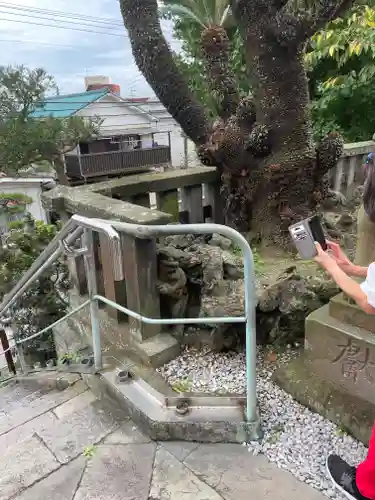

{"left": 83, "top": 228, "right": 102, "bottom": 370}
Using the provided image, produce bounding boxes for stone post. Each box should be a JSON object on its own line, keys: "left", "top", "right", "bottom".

{"left": 121, "top": 234, "right": 161, "bottom": 340}
{"left": 98, "top": 233, "right": 127, "bottom": 322}
{"left": 180, "top": 185, "right": 203, "bottom": 223}
{"left": 204, "top": 182, "right": 225, "bottom": 224}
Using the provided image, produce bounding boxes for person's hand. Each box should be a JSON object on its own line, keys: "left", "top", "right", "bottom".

{"left": 326, "top": 241, "right": 353, "bottom": 273}
{"left": 314, "top": 242, "right": 338, "bottom": 271}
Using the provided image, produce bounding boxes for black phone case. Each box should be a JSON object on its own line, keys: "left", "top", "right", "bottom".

{"left": 308, "top": 216, "right": 327, "bottom": 251}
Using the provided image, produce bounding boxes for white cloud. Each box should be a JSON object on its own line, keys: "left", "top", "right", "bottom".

{"left": 0, "top": 0, "right": 180, "bottom": 97}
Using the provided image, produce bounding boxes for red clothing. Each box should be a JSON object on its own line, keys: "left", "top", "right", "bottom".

{"left": 357, "top": 424, "right": 375, "bottom": 499}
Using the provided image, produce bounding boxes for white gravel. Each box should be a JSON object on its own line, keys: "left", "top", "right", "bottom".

{"left": 158, "top": 347, "right": 368, "bottom": 499}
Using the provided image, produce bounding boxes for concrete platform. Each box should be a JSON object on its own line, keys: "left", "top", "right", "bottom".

{"left": 0, "top": 376, "right": 326, "bottom": 500}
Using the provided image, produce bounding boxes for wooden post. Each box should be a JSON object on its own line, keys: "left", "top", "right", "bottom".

{"left": 59, "top": 212, "right": 87, "bottom": 295}
{"left": 99, "top": 234, "right": 127, "bottom": 321}
{"left": 204, "top": 182, "right": 224, "bottom": 224}
{"left": 180, "top": 185, "right": 203, "bottom": 223}
{"left": 93, "top": 232, "right": 105, "bottom": 301}
{"left": 156, "top": 189, "right": 179, "bottom": 221}
{"left": 0, "top": 329, "right": 16, "bottom": 375}
{"left": 121, "top": 234, "right": 160, "bottom": 340}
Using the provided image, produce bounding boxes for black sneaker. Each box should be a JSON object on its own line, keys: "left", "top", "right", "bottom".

{"left": 326, "top": 455, "right": 370, "bottom": 500}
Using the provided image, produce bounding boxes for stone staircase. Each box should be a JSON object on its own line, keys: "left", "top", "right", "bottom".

{"left": 0, "top": 374, "right": 327, "bottom": 500}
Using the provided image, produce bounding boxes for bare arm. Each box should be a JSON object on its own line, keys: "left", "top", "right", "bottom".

{"left": 347, "top": 264, "right": 369, "bottom": 278}
{"left": 324, "top": 262, "right": 375, "bottom": 314}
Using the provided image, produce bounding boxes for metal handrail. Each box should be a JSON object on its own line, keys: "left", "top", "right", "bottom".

{"left": 0, "top": 216, "right": 259, "bottom": 435}
{"left": 0, "top": 214, "right": 122, "bottom": 319}
{"left": 91, "top": 220, "right": 257, "bottom": 424}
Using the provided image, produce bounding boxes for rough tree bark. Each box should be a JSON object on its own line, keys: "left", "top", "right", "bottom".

{"left": 120, "top": 0, "right": 353, "bottom": 247}
{"left": 200, "top": 26, "right": 239, "bottom": 118}
{"left": 119, "top": 0, "right": 211, "bottom": 146}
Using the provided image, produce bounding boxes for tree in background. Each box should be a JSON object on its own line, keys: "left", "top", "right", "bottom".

{"left": 0, "top": 66, "right": 101, "bottom": 184}
{"left": 167, "top": 2, "right": 375, "bottom": 142}
{"left": 120, "top": 0, "right": 353, "bottom": 246}
{"left": 0, "top": 213, "right": 70, "bottom": 365}
{"left": 307, "top": 3, "right": 375, "bottom": 141}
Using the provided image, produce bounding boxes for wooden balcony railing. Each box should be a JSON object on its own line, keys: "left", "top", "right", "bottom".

{"left": 65, "top": 146, "right": 171, "bottom": 180}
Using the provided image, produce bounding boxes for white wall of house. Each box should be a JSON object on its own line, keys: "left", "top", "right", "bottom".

{"left": 138, "top": 99, "right": 201, "bottom": 168}
{"left": 156, "top": 121, "right": 201, "bottom": 169}
{"left": 76, "top": 94, "right": 158, "bottom": 137}
{"left": 77, "top": 94, "right": 202, "bottom": 169}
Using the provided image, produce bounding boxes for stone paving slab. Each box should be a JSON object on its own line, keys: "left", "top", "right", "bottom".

{"left": 150, "top": 446, "right": 223, "bottom": 500}
{"left": 16, "top": 457, "right": 86, "bottom": 500}
{"left": 0, "top": 381, "right": 328, "bottom": 500}
{"left": 0, "top": 389, "right": 43, "bottom": 418}
{"left": 184, "top": 444, "right": 326, "bottom": 500}
{"left": 0, "top": 383, "right": 38, "bottom": 412}
{"left": 0, "top": 434, "right": 59, "bottom": 500}
{"left": 38, "top": 400, "right": 123, "bottom": 464}
{"left": 0, "top": 380, "right": 87, "bottom": 435}
{"left": 104, "top": 419, "right": 151, "bottom": 444}
{"left": 0, "top": 411, "right": 57, "bottom": 450}
{"left": 159, "top": 441, "right": 200, "bottom": 462}
{"left": 53, "top": 390, "right": 96, "bottom": 420}
{"left": 74, "top": 444, "right": 155, "bottom": 500}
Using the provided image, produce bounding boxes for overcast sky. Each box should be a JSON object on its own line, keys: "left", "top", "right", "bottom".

{"left": 0, "top": 0, "right": 180, "bottom": 97}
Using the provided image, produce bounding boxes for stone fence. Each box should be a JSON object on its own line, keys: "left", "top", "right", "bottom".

{"left": 43, "top": 167, "right": 221, "bottom": 356}
{"left": 329, "top": 140, "right": 374, "bottom": 194}
{"left": 42, "top": 139, "right": 374, "bottom": 364}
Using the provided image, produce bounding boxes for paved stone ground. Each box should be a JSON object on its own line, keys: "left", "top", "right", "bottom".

{"left": 0, "top": 377, "right": 328, "bottom": 500}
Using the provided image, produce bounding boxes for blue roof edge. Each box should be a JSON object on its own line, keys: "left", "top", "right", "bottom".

{"left": 32, "top": 87, "right": 110, "bottom": 118}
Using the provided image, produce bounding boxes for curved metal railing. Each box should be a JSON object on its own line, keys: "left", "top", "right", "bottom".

{"left": 0, "top": 216, "right": 258, "bottom": 429}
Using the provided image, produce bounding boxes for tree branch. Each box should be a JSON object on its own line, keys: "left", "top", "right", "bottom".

{"left": 296, "top": 0, "right": 355, "bottom": 40}
{"left": 119, "top": 0, "right": 211, "bottom": 145}
{"left": 231, "top": 0, "right": 287, "bottom": 20}
{"left": 201, "top": 27, "right": 239, "bottom": 119}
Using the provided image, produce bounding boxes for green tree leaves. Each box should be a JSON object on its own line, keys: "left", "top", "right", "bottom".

{"left": 0, "top": 217, "right": 69, "bottom": 356}
{"left": 308, "top": 4, "right": 375, "bottom": 141}
{"left": 168, "top": 1, "right": 375, "bottom": 141}
{"left": 0, "top": 65, "right": 100, "bottom": 182}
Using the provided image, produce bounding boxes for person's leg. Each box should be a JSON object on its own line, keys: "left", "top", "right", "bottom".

{"left": 357, "top": 424, "right": 375, "bottom": 499}
{"left": 327, "top": 424, "right": 375, "bottom": 500}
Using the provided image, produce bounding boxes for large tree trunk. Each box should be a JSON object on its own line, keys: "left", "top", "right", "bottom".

{"left": 198, "top": 0, "right": 346, "bottom": 246}
{"left": 238, "top": 43, "right": 316, "bottom": 244}
{"left": 202, "top": 47, "right": 342, "bottom": 245}
{"left": 120, "top": 0, "right": 352, "bottom": 247}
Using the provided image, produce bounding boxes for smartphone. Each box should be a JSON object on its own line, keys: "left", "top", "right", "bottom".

{"left": 289, "top": 215, "right": 327, "bottom": 259}
{"left": 308, "top": 215, "right": 327, "bottom": 251}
